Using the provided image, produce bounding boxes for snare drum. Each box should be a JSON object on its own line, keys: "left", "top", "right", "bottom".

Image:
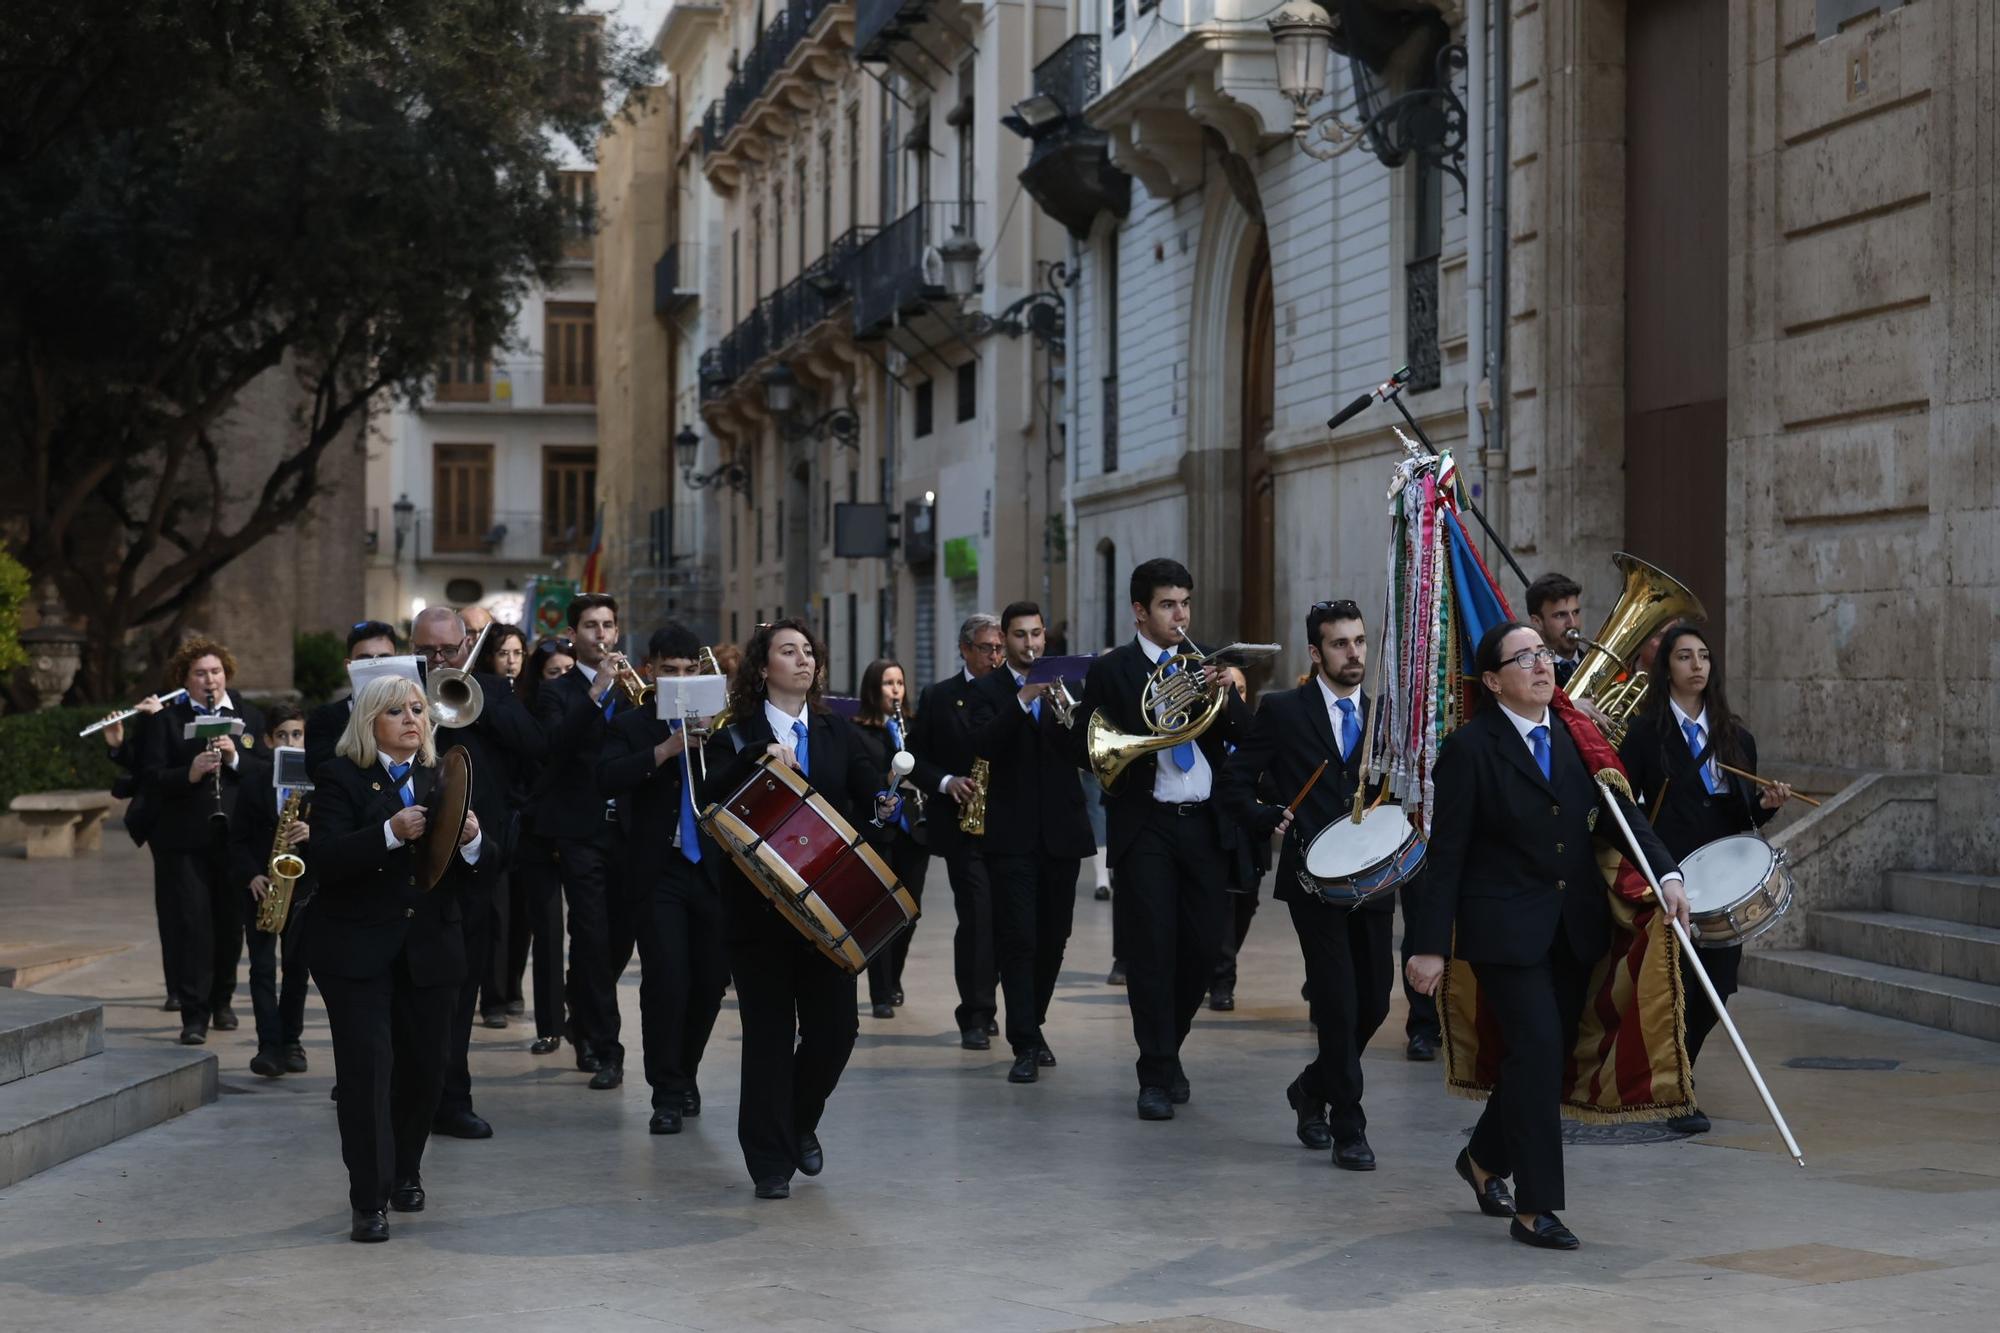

{"left": 1678, "top": 834, "right": 1793, "bottom": 948}
{"left": 703, "top": 754, "right": 920, "bottom": 974}
{"left": 1297, "top": 805, "right": 1427, "bottom": 907}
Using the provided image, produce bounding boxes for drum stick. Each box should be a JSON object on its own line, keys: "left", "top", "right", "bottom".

{"left": 1716, "top": 763, "right": 1822, "bottom": 808}
{"left": 1596, "top": 781, "right": 1806, "bottom": 1168}
{"left": 1287, "top": 760, "right": 1330, "bottom": 819}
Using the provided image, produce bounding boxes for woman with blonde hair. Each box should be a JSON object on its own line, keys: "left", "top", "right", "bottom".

{"left": 309, "top": 675, "right": 483, "bottom": 1243}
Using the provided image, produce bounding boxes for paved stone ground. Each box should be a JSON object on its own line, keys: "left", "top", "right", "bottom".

{"left": 3, "top": 839, "right": 1999, "bottom": 1332}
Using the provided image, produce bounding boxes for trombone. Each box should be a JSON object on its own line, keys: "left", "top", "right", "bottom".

{"left": 428, "top": 623, "right": 493, "bottom": 729}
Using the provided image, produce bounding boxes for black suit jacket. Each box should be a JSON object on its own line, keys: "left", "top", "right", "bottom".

{"left": 1618, "top": 712, "right": 1775, "bottom": 862}
{"left": 530, "top": 665, "right": 620, "bottom": 840}
{"left": 1406, "top": 704, "right": 1679, "bottom": 967}
{"left": 305, "top": 754, "right": 468, "bottom": 987}
{"left": 907, "top": 671, "right": 985, "bottom": 858}
{"left": 1219, "top": 681, "right": 1387, "bottom": 910}
{"left": 438, "top": 669, "right": 544, "bottom": 871}
{"left": 597, "top": 708, "right": 721, "bottom": 881}
{"left": 134, "top": 695, "right": 267, "bottom": 852}
{"left": 967, "top": 668, "right": 1096, "bottom": 859}
{"left": 697, "top": 703, "right": 883, "bottom": 831}
{"left": 1077, "top": 638, "right": 1252, "bottom": 864}
{"left": 305, "top": 698, "right": 352, "bottom": 783}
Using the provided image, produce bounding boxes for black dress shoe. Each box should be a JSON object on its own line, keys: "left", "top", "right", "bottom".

{"left": 1007, "top": 1052, "right": 1038, "bottom": 1083}
{"left": 1405, "top": 1032, "right": 1438, "bottom": 1062}
{"left": 178, "top": 1021, "right": 207, "bottom": 1046}
{"left": 960, "top": 1027, "right": 991, "bottom": 1051}
{"left": 1035, "top": 1045, "right": 1056, "bottom": 1068}
{"left": 575, "top": 1049, "right": 602, "bottom": 1073}
{"left": 1094, "top": 884, "right": 1111, "bottom": 901}
{"left": 1511, "top": 1212, "right": 1580, "bottom": 1250}
{"left": 481, "top": 1010, "right": 509, "bottom": 1030}
{"left": 530, "top": 1035, "right": 561, "bottom": 1055}
{"left": 1106, "top": 962, "right": 1127, "bottom": 986}
{"left": 160, "top": 998, "right": 179, "bottom": 1012}
{"left": 588, "top": 1063, "right": 623, "bottom": 1091}
{"left": 754, "top": 1177, "right": 791, "bottom": 1200}
{"left": 1136, "top": 1087, "right": 1175, "bottom": 1120}
{"left": 1666, "top": 1108, "right": 1712, "bottom": 1135}
{"left": 505, "top": 999, "right": 525, "bottom": 1016}
{"left": 281, "top": 1042, "right": 308, "bottom": 1073}
{"left": 649, "top": 1107, "right": 683, "bottom": 1135}
{"left": 249, "top": 1048, "right": 285, "bottom": 1078}
{"left": 871, "top": 1002, "right": 895, "bottom": 1019}
{"left": 389, "top": 1178, "right": 425, "bottom": 1213}
{"left": 1286, "top": 1077, "right": 1333, "bottom": 1151}
{"left": 1168, "top": 1075, "right": 1191, "bottom": 1105}
{"left": 984, "top": 1018, "right": 999, "bottom": 1036}
{"left": 682, "top": 1087, "right": 701, "bottom": 1117}
{"left": 1332, "top": 1135, "right": 1377, "bottom": 1171}
{"left": 1208, "top": 987, "right": 1235, "bottom": 1012}
{"left": 1455, "top": 1148, "right": 1516, "bottom": 1217}
{"left": 798, "top": 1132, "right": 824, "bottom": 1176}
{"left": 350, "top": 1209, "right": 389, "bottom": 1243}
{"left": 210, "top": 1006, "right": 239, "bottom": 1031}
{"left": 433, "top": 1108, "right": 493, "bottom": 1139}
{"left": 891, "top": 989, "right": 905, "bottom": 1006}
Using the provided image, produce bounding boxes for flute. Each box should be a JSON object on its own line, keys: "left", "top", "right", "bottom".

{"left": 78, "top": 689, "right": 188, "bottom": 737}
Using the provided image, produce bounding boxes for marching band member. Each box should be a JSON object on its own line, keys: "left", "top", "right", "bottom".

{"left": 1076, "top": 558, "right": 1252, "bottom": 1121}
{"left": 228, "top": 703, "right": 314, "bottom": 1078}
{"left": 909, "top": 613, "right": 1006, "bottom": 1051}
{"left": 1405, "top": 622, "right": 1687, "bottom": 1250}
{"left": 306, "top": 622, "right": 401, "bottom": 781}
{"left": 973, "top": 602, "right": 1095, "bottom": 1084}
{"left": 307, "top": 675, "right": 482, "bottom": 1243}
{"left": 529, "top": 594, "right": 631, "bottom": 1089}
{"left": 853, "top": 657, "right": 940, "bottom": 1020}
{"left": 511, "top": 637, "right": 578, "bottom": 1055}
{"left": 1618, "top": 623, "right": 1787, "bottom": 1135}
{"left": 135, "top": 637, "right": 265, "bottom": 1046}
{"left": 1525, "top": 573, "right": 1586, "bottom": 689}
{"left": 596, "top": 622, "right": 728, "bottom": 1136}
{"left": 699, "top": 619, "right": 896, "bottom": 1199}
{"left": 1220, "top": 600, "right": 1392, "bottom": 1170}
{"left": 471, "top": 622, "right": 530, "bottom": 1026}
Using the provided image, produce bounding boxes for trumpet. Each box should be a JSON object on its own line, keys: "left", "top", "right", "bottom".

{"left": 258, "top": 786, "right": 309, "bottom": 934}
{"left": 428, "top": 622, "right": 492, "bottom": 729}
{"left": 1021, "top": 648, "right": 1082, "bottom": 728}
{"left": 78, "top": 689, "right": 188, "bottom": 737}
{"left": 605, "top": 651, "right": 655, "bottom": 708}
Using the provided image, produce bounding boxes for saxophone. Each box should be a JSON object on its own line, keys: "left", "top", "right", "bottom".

{"left": 258, "top": 788, "right": 307, "bottom": 934}
{"left": 958, "top": 758, "right": 989, "bottom": 836}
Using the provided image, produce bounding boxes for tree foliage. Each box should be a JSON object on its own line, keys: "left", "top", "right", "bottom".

{"left": 0, "top": 0, "right": 656, "bottom": 698}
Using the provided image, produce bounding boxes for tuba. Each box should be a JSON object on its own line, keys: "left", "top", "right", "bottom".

{"left": 429, "top": 622, "right": 492, "bottom": 729}
{"left": 1564, "top": 552, "right": 1707, "bottom": 746}
{"left": 258, "top": 786, "right": 308, "bottom": 934}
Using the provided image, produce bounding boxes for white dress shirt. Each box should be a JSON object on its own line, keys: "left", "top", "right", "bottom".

{"left": 1135, "top": 631, "right": 1212, "bottom": 804}
{"left": 379, "top": 753, "right": 483, "bottom": 865}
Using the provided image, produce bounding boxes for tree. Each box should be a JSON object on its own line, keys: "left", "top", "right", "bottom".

{"left": 0, "top": 1, "right": 655, "bottom": 698}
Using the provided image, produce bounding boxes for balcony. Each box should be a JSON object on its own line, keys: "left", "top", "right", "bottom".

{"left": 697, "top": 226, "right": 875, "bottom": 407}
{"left": 415, "top": 510, "right": 583, "bottom": 564}
{"left": 854, "top": 0, "right": 972, "bottom": 69}
{"left": 655, "top": 243, "right": 699, "bottom": 316}
{"left": 702, "top": 0, "right": 849, "bottom": 188}
{"left": 851, "top": 201, "right": 976, "bottom": 340}
{"left": 699, "top": 344, "right": 737, "bottom": 403}
{"left": 1012, "top": 36, "right": 1130, "bottom": 239}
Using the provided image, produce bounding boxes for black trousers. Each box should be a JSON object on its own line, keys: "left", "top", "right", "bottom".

{"left": 866, "top": 832, "right": 930, "bottom": 1005}
{"left": 476, "top": 868, "right": 512, "bottom": 1019}
{"left": 1289, "top": 900, "right": 1395, "bottom": 1139}
{"left": 313, "top": 950, "right": 455, "bottom": 1212}
{"left": 989, "top": 851, "right": 1079, "bottom": 1056}
{"left": 245, "top": 893, "right": 310, "bottom": 1051}
{"left": 1399, "top": 892, "right": 1441, "bottom": 1042}
{"left": 1467, "top": 930, "right": 1594, "bottom": 1215}
{"left": 944, "top": 849, "right": 997, "bottom": 1033}
{"left": 505, "top": 867, "right": 531, "bottom": 1006}
{"left": 724, "top": 892, "right": 858, "bottom": 1184}
{"left": 511, "top": 835, "right": 567, "bottom": 1039}
{"left": 635, "top": 855, "right": 728, "bottom": 1109}
{"left": 154, "top": 844, "right": 244, "bottom": 1023}
{"left": 154, "top": 854, "right": 180, "bottom": 1000}
{"left": 438, "top": 881, "right": 492, "bottom": 1117}
{"left": 1214, "top": 878, "right": 1262, "bottom": 988}
{"left": 557, "top": 823, "right": 627, "bottom": 1063}
{"left": 1114, "top": 807, "right": 1229, "bottom": 1092}
{"left": 1682, "top": 941, "right": 1742, "bottom": 1066}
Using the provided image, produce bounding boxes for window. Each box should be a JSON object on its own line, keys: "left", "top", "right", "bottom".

{"left": 846, "top": 592, "right": 858, "bottom": 694}
{"left": 955, "top": 361, "right": 976, "bottom": 423}
{"left": 1407, "top": 160, "right": 1444, "bottom": 393}
{"left": 772, "top": 185, "right": 785, "bottom": 286}
{"left": 1111, "top": 0, "right": 1126, "bottom": 36}
{"left": 542, "top": 446, "right": 596, "bottom": 554}
{"left": 731, "top": 229, "right": 741, "bottom": 324}
{"left": 775, "top": 499, "right": 785, "bottom": 559}
{"left": 1099, "top": 541, "right": 1118, "bottom": 649}
{"left": 796, "top": 157, "right": 810, "bottom": 273}
{"left": 846, "top": 106, "right": 861, "bottom": 231}
{"left": 1102, "top": 231, "right": 1120, "bottom": 473}
{"left": 555, "top": 15, "right": 604, "bottom": 118}
{"left": 909, "top": 108, "right": 931, "bottom": 207}
{"left": 433, "top": 444, "right": 494, "bottom": 553}
{"left": 954, "top": 61, "right": 975, "bottom": 223}
{"left": 878, "top": 90, "right": 897, "bottom": 225}
{"left": 557, "top": 171, "right": 596, "bottom": 259}
{"left": 435, "top": 327, "right": 490, "bottom": 403}
{"left": 752, "top": 205, "right": 764, "bottom": 298}
{"left": 545, "top": 301, "right": 596, "bottom": 404}
{"left": 914, "top": 379, "right": 934, "bottom": 437}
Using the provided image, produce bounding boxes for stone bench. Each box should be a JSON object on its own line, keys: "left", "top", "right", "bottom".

{"left": 7, "top": 791, "right": 115, "bottom": 859}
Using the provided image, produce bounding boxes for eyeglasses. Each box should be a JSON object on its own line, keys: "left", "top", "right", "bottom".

{"left": 971, "top": 641, "right": 1005, "bottom": 656}
{"left": 1502, "top": 647, "right": 1559, "bottom": 672}
{"left": 414, "top": 641, "right": 464, "bottom": 661}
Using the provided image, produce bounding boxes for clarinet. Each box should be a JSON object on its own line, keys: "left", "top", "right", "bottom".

{"left": 892, "top": 698, "right": 924, "bottom": 828}
{"left": 206, "top": 687, "right": 228, "bottom": 828}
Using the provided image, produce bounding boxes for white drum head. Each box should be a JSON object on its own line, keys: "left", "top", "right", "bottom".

{"left": 1306, "top": 805, "right": 1411, "bottom": 879}
{"left": 1680, "top": 835, "right": 1776, "bottom": 914}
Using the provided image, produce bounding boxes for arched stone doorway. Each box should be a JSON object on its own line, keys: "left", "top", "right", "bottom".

{"left": 1239, "top": 233, "right": 1275, "bottom": 659}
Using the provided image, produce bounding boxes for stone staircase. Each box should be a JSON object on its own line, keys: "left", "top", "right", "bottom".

{"left": 0, "top": 990, "right": 216, "bottom": 1188}
{"left": 1742, "top": 871, "right": 2000, "bottom": 1043}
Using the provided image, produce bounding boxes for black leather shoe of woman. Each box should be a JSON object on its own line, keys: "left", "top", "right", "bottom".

{"left": 1510, "top": 1212, "right": 1580, "bottom": 1250}
{"left": 1455, "top": 1148, "right": 1515, "bottom": 1217}
{"left": 350, "top": 1209, "right": 390, "bottom": 1243}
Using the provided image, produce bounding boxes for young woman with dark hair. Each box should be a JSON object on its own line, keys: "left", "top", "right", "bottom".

{"left": 852, "top": 657, "right": 936, "bottom": 1019}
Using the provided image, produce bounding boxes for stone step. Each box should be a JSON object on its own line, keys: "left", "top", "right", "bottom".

{"left": 0, "top": 1045, "right": 217, "bottom": 1188}
{"left": 1742, "top": 949, "right": 2000, "bottom": 1043}
{"left": 0, "top": 991, "right": 104, "bottom": 1088}
{"left": 0, "top": 942, "right": 130, "bottom": 990}
{"left": 1884, "top": 871, "right": 2000, "bottom": 930}
{"left": 1815, "top": 910, "right": 2000, "bottom": 989}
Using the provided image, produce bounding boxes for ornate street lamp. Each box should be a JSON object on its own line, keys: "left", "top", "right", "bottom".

{"left": 1267, "top": 3, "right": 1366, "bottom": 161}
{"left": 675, "top": 424, "right": 750, "bottom": 497}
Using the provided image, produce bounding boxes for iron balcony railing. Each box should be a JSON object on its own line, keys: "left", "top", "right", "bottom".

{"left": 699, "top": 345, "right": 736, "bottom": 402}
{"left": 712, "top": 0, "right": 839, "bottom": 148}
{"left": 1034, "top": 32, "right": 1101, "bottom": 119}
{"left": 855, "top": 0, "right": 929, "bottom": 62}
{"left": 851, "top": 201, "right": 976, "bottom": 336}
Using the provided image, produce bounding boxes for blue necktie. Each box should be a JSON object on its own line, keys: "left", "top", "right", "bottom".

{"left": 602, "top": 686, "right": 618, "bottom": 720}
{"left": 1335, "top": 696, "right": 1360, "bottom": 763}
{"left": 1528, "top": 725, "right": 1551, "bottom": 781}
{"left": 387, "top": 761, "right": 416, "bottom": 807}
{"left": 1017, "top": 674, "right": 1041, "bottom": 721}
{"left": 1682, "top": 719, "right": 1725, "bottom": 795}
{"left": 1157, "top": 650, "right": 1196, "bottom": 772}
{"left": 667, "top": 721, "right": 702, "bottom": 863}
{"left": 887, "top": 720, "right": 911, "bottom": 831}
{"left": 791, "top": 720, "right": 810, "bottom": 780}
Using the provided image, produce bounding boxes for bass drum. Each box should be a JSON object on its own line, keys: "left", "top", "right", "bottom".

{"left": 1297, "top": 804, "right": 1427, "bottom": 908}
{"left": 1679, "top": 833, "right": 1793, "bottom": 948}
{"left": 703, "top": 753, "right": 919, "bottom": 974}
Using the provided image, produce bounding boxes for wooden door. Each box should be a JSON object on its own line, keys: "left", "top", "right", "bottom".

{"left": 1240, "top": 233, "right": 1276, "bottom": 656}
